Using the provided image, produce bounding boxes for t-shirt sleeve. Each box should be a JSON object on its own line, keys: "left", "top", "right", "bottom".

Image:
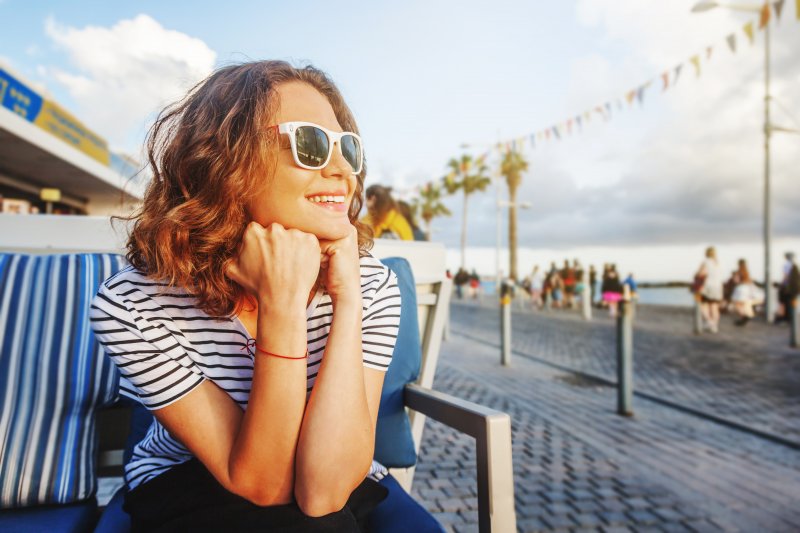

{"left": 361, "top": 265, "right": 401, "bottom": 372}
{"left": 89, "top": 276, "right": 206, "bottom": 410}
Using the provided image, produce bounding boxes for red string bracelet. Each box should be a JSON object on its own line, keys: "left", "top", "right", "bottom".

{"left": 254, "top": 343, "right": 308, "bottom": 360}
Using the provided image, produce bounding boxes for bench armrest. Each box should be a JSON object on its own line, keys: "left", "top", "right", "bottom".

{"left": 404, "top": 383, "right": 516, "bottom": 533}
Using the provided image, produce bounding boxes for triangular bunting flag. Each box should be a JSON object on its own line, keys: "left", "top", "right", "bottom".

{"left": 661, "top": 71, "right": 670, "bottom": 91}
{"left": 552, "top": 126, "right": 560, "bottom": 140}
{"left": 726, "top": 33, "right": 737, "bottom": 52}
{"left": 605, "top": 102, "right": 612, "bottom": 115}
{"left": 575, "top": 116, "right": 582, "bottom": 129}
{"left": 706, "top": 46, "right": 713, "bottom": 60}
{"left": 690, "top": 55, "right": 701, "bottom": 77}
{"left": 759, "top": 3, "right": 771, "bottom": 27}
{"left": 673, "top": 64, "right": 683, "bottom": 86}
{"left": 566, "top": 119, "right": 573, "bottom": 134}
{"left": 625, "top": 89, "right": 636, "bottom": 105}
{"left": 773, "top": 0, "right": 785, "bottom": 20}
{"left": 743, "top": 21, "right": 755, "bottom": 43}
{"left": 545, "top": 129, "right": 551, "bottom": 141}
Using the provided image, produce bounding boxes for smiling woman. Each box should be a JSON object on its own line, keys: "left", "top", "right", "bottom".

{"left": 89, "top": 61, "right": 400, "bottom": 531}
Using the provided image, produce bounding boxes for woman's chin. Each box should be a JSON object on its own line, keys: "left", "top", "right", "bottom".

{"left": 309, "top": 222, "right": 353, "bottom": 242}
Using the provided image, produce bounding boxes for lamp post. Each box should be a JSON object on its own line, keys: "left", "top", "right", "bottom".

{"left": 496, "top": 193, "right": 531, "bottom": 295}
{"left": 691, "top": 0, "right": 777, "bottom": 319}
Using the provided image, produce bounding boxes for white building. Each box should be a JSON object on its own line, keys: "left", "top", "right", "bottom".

{"left": 0, "top": 62, "right": 145, "bottom": 215}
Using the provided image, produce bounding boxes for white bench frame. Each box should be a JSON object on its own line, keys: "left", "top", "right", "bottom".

{"left": 0, "top": 214, "right": 517, "bottom": 532}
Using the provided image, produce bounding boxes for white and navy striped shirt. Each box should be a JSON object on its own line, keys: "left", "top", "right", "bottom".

{"left": 89, "top": 253, "right": 400, "bottom": 490}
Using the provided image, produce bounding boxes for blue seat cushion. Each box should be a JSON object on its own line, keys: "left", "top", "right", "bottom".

{"left": 369, "top": 475, "right": 444, "bottom": 533}
{"left": 0, "top": 499, "right": 97, "bottom": 533}
{"left": 0, "top": 253, "right": 126, "bottom": 508}
{"left": 93, "top": 487, "right": 129, "bottom": 533}
{"left": 375, "top": 257, "right": 421, "bottom": 468}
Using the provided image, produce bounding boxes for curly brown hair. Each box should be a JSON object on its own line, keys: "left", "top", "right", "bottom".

{"left": 124, "top": 60, "right": 373, "bottom": 317}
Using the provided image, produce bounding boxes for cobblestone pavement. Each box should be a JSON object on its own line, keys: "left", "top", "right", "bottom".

{"left": 450, "top": 299, "right": 800, "bottom": 443}
{"left": 410, "top": 302, "right": 800, "bottom": 532}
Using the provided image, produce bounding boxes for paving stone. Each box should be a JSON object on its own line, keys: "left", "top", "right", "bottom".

{"left": 405, "top": 303, "right": 800, "bottom": 532}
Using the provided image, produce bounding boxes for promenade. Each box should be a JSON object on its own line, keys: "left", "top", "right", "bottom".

{"left": 411, "top": 299, "right": 800, "bottom": 532}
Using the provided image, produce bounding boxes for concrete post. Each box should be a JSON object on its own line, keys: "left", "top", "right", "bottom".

{"left": 500, "top": 281, "right": 511, "bottom": 366}
{"left": 582, "top": 268, "right": 592, "bottom": 321}
{"left": 617, "top": 285, "right": 634, "bottom": 416}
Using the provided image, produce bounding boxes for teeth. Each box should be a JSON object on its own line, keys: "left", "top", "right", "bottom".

{"left": 308, "top": 195, "right": 345, "bottom": 204}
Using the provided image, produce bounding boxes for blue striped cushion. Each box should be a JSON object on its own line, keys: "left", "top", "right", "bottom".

{"left": 0, "top": 253, "right": 126, "bottom": 508}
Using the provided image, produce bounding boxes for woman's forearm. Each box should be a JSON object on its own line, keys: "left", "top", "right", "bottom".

{"left": 294, "top": 295, "right": 374, "bottom": 515}
{"left": 227, "top": 301, "right": 309, "bottom": 506}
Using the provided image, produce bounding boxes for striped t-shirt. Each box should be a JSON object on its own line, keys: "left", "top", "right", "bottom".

{"left": 89, "top": 253, "right": 401, "bottom": 491}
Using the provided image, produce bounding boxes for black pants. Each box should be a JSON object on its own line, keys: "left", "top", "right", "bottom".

{"left": 124, "top": 460, "right": 388, "bottom": 532}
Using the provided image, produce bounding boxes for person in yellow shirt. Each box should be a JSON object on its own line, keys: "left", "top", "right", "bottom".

{"left": 362, "top": 185, "right": 413, "bottom": 240}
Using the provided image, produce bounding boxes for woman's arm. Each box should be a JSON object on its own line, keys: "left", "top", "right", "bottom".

{"left": 293, "top": 228, "right": 388, "bottom": 516}
{"left": 151, "top": 222, "right": 321, "bottom": 506}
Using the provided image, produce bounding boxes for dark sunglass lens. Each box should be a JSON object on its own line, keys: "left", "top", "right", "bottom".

{"left": 295, "top": 126, "right": 329, "bottom": 167}
{"left": 340, "top": 135, "right": 362, "bottom": 172}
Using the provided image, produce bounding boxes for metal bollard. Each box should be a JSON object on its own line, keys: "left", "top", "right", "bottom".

{"left": 791, "top": 299, "right": 799, "bottom": 348}
{"left": 693, "top": 298, "right": 703, "bottom": 335}
{"left": 582, "top": 268, "right": 592, "bottom": 321}
{"left": 617, "top": 286, "right": 634, "bottom": 416}
{"left": 500, "top": 281, "right": 512, "bottom": 366}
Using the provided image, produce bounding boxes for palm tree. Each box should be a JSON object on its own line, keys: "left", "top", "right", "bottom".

{"left": 413, "top": 182, "right": 451, "bottom": 241}
{"left": 499, "top": 149, "right": 529, "bottom": 282}
{"left": 443, "top": 154, "right": 492, "bottom": 270}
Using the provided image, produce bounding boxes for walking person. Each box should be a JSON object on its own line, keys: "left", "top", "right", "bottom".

{"left": 602, "top": 264, "right": 624, "bottom": 318}
{"left": 89, "top": 61, "right": 399, "bottom": 531}
{"left": 695, "top": 246, "right": 724, "bottom": 333}
{"left": 529, "top": 265, "right": 544, "bottom": 310}
{"left": 776, "top": 252, "right": 800, "bottom": 324}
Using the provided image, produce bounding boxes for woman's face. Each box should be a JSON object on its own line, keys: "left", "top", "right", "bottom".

{"left": 248, "top": 81, "right": 357, "bottom": 241}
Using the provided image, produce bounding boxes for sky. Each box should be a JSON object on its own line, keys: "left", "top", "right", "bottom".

{"left": 1, "top": 0, "right": 799, "bottom": 280}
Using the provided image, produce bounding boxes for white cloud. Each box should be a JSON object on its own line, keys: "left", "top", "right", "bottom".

{"left": 429, "top": 1, "right": 800, "bottom": 280}
{"left": 42, "top": 14, "right": 216, "bottom": 152}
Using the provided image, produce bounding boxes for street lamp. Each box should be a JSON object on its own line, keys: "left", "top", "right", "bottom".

{"left": 691, "top": 0, "right": 777, "bottom": 320}
{"left": 495, "top": 187, "right": 531, "bottom": 293}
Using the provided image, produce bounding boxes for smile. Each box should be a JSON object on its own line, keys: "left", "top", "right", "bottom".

{"left": 307, "top": 195, "right": 346, "bottom": 204}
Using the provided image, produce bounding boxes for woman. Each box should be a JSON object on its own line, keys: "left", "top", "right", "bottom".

{"left": 731, "top": 259, "right": 761, "bottom": 326}
{"left": 396, "top": 200, "right": 427, "bottom": 241}
{"left": 696, "top": 246, "right": 724, "bottom": 333}
{"left": 90, "top": 61, "right": 400, "bottom": 531}
{"left": 363, "top": 185, "right": 413, "bottom": 240}
{"left": 602, "top": 264, "right": 624, "bottom": 318}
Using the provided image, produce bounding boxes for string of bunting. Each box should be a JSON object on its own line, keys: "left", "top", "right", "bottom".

{"left": 485, "top": 0, "right": 797, "bottom": 158}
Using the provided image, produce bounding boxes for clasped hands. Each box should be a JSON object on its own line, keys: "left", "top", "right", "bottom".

{"left": 226, "top": 221, "right": 361, "bottom": 309}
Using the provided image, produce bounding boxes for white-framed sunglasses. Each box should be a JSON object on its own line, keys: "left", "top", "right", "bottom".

{"left": 271, "top": 121, "right": 364, "bottom": 174}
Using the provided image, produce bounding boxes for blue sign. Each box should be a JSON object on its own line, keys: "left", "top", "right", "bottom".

{"left": 0, "top": 68, "right": 44, "bottom": 121}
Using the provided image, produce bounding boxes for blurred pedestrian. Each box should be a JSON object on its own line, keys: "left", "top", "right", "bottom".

{"left": 529, "top": 265, "right": 544, "bottom": 310}
{"left": 468, "top": 269, "right": 481, "bottom": 299}
{"left": 362, "top": 184, "right": 413, "bottom": 240}
{"left": 696, "top": 246, "right": 723, "bottom": 333}
{"left": 776, "top": 252, "right": 800, "bottom": 323}
{"left": 602, "top": 264, "right": 624, "bottom": 318}
{"left": 396, "top": 200, "right": 427, "bottom": 241}
{"left": 589, "top": 265, "right": 598, "bottom": 307}
{"left": 623, "top": 272, "right": 638, "bottom": 300}
{"left": 731, "top": 259, "right": 761, "bottom": 326}
{"left": 454, "top": 267, "right": 469, "bottom": 299}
